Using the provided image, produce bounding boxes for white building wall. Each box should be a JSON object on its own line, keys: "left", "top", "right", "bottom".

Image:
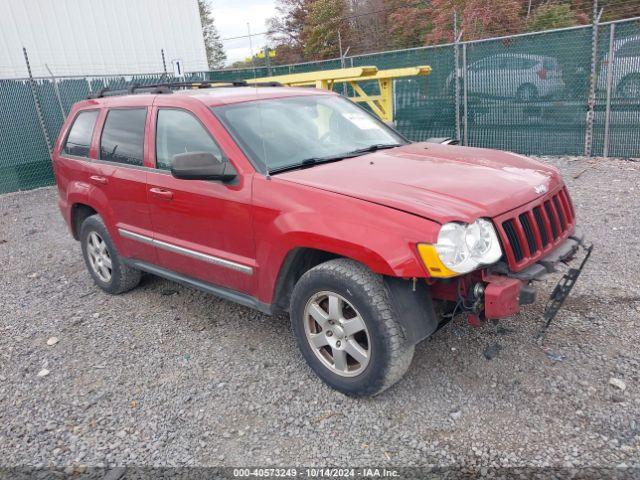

{"left": 0, "top": 0, "right": 209, "bottom": 78}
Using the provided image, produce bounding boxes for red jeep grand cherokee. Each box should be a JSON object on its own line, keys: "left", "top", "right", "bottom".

{"left": 53, "top": 83, "right": 588, "bottom": 396}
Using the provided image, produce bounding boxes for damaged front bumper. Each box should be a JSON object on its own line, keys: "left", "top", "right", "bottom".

{"left": 427, "top": 228, "right": 592, "bottom": 326}
{"left": 482, "top": 228, "right": 592, "bottom": 322}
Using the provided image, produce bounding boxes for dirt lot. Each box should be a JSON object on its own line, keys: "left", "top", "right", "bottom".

{"left": 0, "top": 156, "right": 639, "bottom": 471}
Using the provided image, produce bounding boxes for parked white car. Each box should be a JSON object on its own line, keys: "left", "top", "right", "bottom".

{"left": 598, "top": 35, "right": 640, "bottom": 98}
{"left": 448, "top": 53, "right": 565, "bottom": 101}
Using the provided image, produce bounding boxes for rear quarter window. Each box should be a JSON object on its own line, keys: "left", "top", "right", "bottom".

{"left": 99, "top": 108, "right": 147, "bottom": 166}
{"left": 63, "top": 110, "right": 99, "bottom": 157}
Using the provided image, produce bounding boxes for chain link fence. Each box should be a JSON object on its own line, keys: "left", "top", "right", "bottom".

{"left": 1, "top": 17, "right": 639, "bottom": 195}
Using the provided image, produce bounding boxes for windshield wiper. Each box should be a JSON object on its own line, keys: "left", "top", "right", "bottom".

{"left": 269, "top": 143, "right": 402, "bottom": 174}
{"left": 346, "top": 143, "right": 403, "bottom": 156}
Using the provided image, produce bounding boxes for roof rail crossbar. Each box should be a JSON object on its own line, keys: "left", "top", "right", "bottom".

{"left": 86, "top": 80, "right": 282, "bottom": 99}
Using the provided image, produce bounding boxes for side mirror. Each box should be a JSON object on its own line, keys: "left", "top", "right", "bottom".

{"left": 171, "top": 152, "right": 236, "bottom": 182}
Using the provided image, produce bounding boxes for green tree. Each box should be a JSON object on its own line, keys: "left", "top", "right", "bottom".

{"left": 527, "top": 3, "right": 582, "bottom": 31}
{"left": 198, "top": 0, "right": 227, "bottom": 69}
{"left": 303, "top": 0, "right": 349, "bottom": 59}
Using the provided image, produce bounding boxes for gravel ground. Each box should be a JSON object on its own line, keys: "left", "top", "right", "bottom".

{"left": 0, "top": 156, "right": 639, "bottom": 471}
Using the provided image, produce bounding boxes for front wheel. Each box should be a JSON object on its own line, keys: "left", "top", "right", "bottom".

{"left": 290, "top": 259, "right": 414, "bottom": 396}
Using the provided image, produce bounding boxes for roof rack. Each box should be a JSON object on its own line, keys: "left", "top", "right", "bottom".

{"left": 86, "top": 80, "right": 283, "bottom": 99}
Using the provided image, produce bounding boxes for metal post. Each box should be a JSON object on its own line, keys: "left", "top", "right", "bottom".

{"left": 584, "top": 1, "right": 602, "bottom": 157}
{"left": 45, "top": 64, "right": 66, "bottom": 121}
{"left": 453, "top": 11, "right": 461, "bottom": 143}
{"left": 603, "top": 23, "right": 615, "bottom": 158}
{"left": 264, "top": 46, "right": 273, "bottom": 76}
{"left": 462, "top": 43, "right": 468, "bottom": 146}
{"left": 161, "top": 49, "right": 167, "bottom": 75}
{"left": 23, "top": 47, "right": 52, "bottom": 155}
{"left": 338, "top": 30, "right": 348, "bottom": 96}
{"left": 247, "top": 23, "right": 256, "bottom": 78}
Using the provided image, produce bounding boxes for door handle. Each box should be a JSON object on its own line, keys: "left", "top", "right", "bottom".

{"left": 149, "top": 187, "right": 174, "bottom": 200}
{"left": 89, "top": 175, "right": 107, "bottom": 185}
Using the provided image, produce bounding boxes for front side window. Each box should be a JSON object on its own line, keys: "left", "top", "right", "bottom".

{"left": 155, "top": 109, "right": 223, "bottom": 170}
{"left": 63, "top": 110, "right": 98, "bottom": 157}
{"left": 213, "top": 95, "right": 405, "bottom": 173}
{"left": 100, "top": 109, "right": 147, "bottom": 166}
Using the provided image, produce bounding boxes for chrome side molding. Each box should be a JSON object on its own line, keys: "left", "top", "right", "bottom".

{"left": 118, "top": 229, "right": 253, "bottom": 275}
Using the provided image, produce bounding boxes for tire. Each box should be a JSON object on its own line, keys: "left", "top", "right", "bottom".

{"left": 289, "top": 258, "right": 414, "bottom": 397}
{"left": 516, "top": 84, "right": 538, "bottom": 102}
{"left": 79, "top": 215, "right": 141, "bottom": 294}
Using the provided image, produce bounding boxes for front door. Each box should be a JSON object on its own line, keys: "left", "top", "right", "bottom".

{"left": 145, "top": 104, "right": 256, "bottom": 295}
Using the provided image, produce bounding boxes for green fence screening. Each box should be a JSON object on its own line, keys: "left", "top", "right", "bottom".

{"left": 1, "top": 18, "right": 639, "bottom": 194}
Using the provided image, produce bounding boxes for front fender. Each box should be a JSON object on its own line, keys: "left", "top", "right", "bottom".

{"left": 252, "top": 177, "right": 441, "bottom": 304}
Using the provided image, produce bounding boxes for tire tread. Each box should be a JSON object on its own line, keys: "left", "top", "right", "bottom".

{"left": 291, "top": 258, "right": 414, "bottom": 396}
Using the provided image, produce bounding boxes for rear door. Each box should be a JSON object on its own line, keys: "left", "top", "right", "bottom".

{"left": 145, "top": 96, "right": 256, "bottom": 295}
{"left": 92, "top": 98, "right": 157, "bottom": 264}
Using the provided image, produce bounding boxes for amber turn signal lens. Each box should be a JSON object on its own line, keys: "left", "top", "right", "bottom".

{"left": 417, "top": 244, "right": 459, "bottom": 278}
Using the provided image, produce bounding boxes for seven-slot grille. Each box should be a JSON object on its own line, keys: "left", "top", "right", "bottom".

{"left": 498, "top": 186, "right": 575, "bottom": 268}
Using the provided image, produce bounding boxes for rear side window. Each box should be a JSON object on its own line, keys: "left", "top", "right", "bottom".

{"left": 100, "top": 109, "right": 147, "bottom": 166}
{"left": 63, "top": 110, "right": 98, "bottom": 157}
{"left": 155, "top": 109, "right": 223, "bottom": 170}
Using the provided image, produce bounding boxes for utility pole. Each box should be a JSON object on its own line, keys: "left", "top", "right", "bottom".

{"left": 247, "top": 22, "right": 256, "bottom": 77}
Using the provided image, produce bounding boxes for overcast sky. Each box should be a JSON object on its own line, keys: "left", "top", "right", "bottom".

{"left": 211, "top": 0, "right": 278, "bottom": 65}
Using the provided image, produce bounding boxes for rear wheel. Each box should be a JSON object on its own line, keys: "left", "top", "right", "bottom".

{"left": 80, "top": 215, "right": 141, "bottom": 294}
{"left": 290, "top": 259, "right": 414, "bottom": 396}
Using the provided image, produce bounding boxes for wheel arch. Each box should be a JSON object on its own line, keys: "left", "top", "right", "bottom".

{"left": 270, "top": 240, "right": 408, "bottom": 313}
{"left": 70, "top": 203, "right": 98, "bottom": 240}
{"left": 271, "top": 247, "right": 342, "bottom": 313}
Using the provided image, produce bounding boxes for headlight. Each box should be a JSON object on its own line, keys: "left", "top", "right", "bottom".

{"left": 418, "top": 219, "right": 502, "bottom": 277}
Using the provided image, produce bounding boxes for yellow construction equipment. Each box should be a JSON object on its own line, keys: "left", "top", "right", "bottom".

{"left": 245, "top": 65, "right": 432, "bottom": 123}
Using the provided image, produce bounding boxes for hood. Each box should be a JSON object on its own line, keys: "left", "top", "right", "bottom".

{"left": 276, "top": 142, "right": 562, "bottom": 224}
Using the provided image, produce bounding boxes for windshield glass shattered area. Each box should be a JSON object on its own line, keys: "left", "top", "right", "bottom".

{"left": 212, "top": 95, "right": 405, "bottom": 173}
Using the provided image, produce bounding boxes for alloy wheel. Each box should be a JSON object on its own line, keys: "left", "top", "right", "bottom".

{"left": 87, "top": 231, "right": 112, "bottom": 282}
{"left": 303, "top": 291, "right": 371, "bottom": 377}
